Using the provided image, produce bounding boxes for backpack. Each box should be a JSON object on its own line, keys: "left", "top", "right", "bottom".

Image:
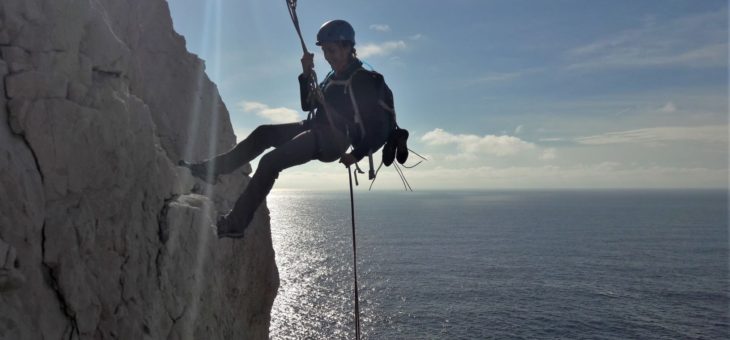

{"left": 321, "top": 67, "right": 409, "bottom": 179}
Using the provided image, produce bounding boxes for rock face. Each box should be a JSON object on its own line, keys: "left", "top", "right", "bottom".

{"left": 0, "top": 1, "right": 277, "bottom": 339}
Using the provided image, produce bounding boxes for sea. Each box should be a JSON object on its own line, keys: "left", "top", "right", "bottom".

{"left": 267, "top": 190, "right": 728, "bottom": 339}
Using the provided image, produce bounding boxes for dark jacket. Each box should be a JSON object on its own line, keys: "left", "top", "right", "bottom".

{"left": 298, "top": 59, "right": 394, "bottom": 161}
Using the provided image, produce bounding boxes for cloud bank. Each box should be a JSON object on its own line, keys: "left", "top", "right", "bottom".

{"left": 238, "top": 100, "right": 300, "bottom": 124}
{"left": 358, "top": 40, "right": 407, "bottom": 58}
{"left": 421, "top": 128, "right": 536, "bottom": 157}
{"left": 576, "top": 125, "right": 728, "bottom": 145}
{"left": 567, "top": 11, "right": 728, "bottom": 70}
{"left": 369, "top": 24, "right": 391, "bottom": 32}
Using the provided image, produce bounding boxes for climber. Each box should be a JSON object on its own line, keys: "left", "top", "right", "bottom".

{"left": 180, "top": 19, "right": 396, "bottom": 238}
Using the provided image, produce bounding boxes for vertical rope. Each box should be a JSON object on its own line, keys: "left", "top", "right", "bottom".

{"left": 348, "top": 166, "right": 362, "bottom": 340}
{"left": 287, "top": 3, "right": 362, "bottom": 337}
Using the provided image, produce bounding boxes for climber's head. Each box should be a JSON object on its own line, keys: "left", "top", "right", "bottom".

{"left": 316, "top": 19, "right": 355, "bottom": 46}
{"left": 316, "top": 20, "right": 356, "bottom": 74}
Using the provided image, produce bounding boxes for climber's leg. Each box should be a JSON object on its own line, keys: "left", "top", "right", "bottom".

{"left": 180, "top": 122, "right": 307, "bottom": 180}
{"left": 217, "top": 128, "right": 321, "bottom": 237}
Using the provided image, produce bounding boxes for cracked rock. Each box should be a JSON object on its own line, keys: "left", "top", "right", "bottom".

{"left": 0, "top": 0, "right": 278, "bottom": 339}
{"left": 0, "top": 239, "right": 25, "bottom": 292}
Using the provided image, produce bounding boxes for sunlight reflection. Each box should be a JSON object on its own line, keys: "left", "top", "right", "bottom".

{"left": 268, "top": 191, "right": 364, "bottom": 339}
{"left": 181, "top": 0, "right": 222, "bottom": 337}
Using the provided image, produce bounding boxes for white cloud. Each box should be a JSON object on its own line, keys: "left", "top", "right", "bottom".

{"left": 237, "top": 100, "right": 301, "bottom": 124}
{"left": 476, "top": 72, "right": 523, "bottom": 82}
{"left": 358, "top": 40, "right": 407, "bottom": 58}
{"left": 409, "top": 33, "right": 424, "bottom": 40}
{"left": 575, "top": 125, "right": 728, "bottom": 145}
{"left": 240, "top": 101, "right": 268, "bottom": 112}
{"left": 369, "top": 24, "right": 391, "bottom": 32}
{"left": 539, "top": 148, "right": 557, "bottom": 160}
{"left": 514, "top": 125, "right": 524, "bottom": 134}
{"left": 258, "top": 108, "right": 300, "bottom": 124}
{"left": 568, "top": 43, "right": 727, "bottom": 70}
{"left": 272, "top": 160, "right": 728, "bottom": 190}
{"left": 232, "top": 126, "right": 251, "bottom": 143}
{"left": 539, "top": 137, "right": 566, "bottom": 142}
{"left": 399, "top": 164, "right": 728, "bottom": 189}
{"left": 421, "top": 128, "right": 536, "bottom": 157}
{"left": 566, "top": 11, "right": 728, "bottom": 70}
{"left": 658, "top": 102, "right": 677, "bottom": 113}
{"left": 470, "top": 68, "right": 543, "bottom": 84}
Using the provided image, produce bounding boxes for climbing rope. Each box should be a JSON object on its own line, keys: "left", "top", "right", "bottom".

{"left": 347, "top": 166, "right": 362, "bottom": 340}
{"left": 284, "top": 0, "right": 309, "bottom": 55}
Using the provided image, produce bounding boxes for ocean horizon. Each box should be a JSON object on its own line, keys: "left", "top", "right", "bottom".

{"left": 267, "top": 189, "right": 728, "bottom": 339}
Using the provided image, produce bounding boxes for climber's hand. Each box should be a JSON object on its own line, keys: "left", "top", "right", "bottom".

{"left": 301, "top": 52, "right": 314, "bottom": 77}
{"left": 339, "top": 153, "right": 357, "bottom": 168}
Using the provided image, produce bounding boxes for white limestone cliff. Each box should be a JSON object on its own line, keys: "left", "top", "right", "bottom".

{"left": 0, "top": 0, "right": 278, "bottom": 339}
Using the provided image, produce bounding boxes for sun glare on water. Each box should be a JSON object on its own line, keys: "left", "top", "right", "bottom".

{"left": 267, "top": 190, "right": 362, "bottom": 339}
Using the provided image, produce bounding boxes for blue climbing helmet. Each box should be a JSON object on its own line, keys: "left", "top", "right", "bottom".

{"left": 316, "top": 20, "right": 355, "bottom": 46}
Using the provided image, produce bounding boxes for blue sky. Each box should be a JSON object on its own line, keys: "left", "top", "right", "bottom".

{"left": 168, "top": 0, "right": 728, "bottom": 190}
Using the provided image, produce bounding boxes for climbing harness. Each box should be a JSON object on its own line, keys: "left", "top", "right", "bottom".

{"left": 321, "top": 64, "right": 428, "bottom": 190}
{"left": 322, "top": 67, "right": 378, "bottom": 180}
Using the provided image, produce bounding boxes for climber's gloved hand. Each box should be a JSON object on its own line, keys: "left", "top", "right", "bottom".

{"left": 339, "top": 153, "right": 357, "bottom": 168}
{"left": 301, "top": 52, "right": 314, "bottom": 77}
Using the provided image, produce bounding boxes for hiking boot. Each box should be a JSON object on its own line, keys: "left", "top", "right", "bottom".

{"left": 395, "top": 128, "right": 409, "bottom": 164}
{"left": 178, "top": 160, "right": 216, "bottom": 183}
{"left": 215, "top": 214, "right": 246, "bottom": 239}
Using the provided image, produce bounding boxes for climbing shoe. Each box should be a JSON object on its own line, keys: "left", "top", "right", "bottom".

{"left": 395, "top": 128, "right": 409, "bottom": 164}
{"left": 215, "top": 214, "right": 246, "bottom": 239}
{"left": 178, "top": 160, "right": 216, "bottom": 183}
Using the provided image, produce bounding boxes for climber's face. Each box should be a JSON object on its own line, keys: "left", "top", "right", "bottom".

{"left": 321, "top": 42, "right": 352, "bottom": 74}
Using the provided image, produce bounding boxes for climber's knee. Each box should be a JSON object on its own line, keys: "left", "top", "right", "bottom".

{"left": 257, "top": 152, "right": 283, "bottom": 180}
{"left": 249, "top": 125, "right": 275, "bottom": 145}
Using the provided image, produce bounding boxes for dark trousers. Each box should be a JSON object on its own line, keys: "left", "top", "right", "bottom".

{"left": 206, "top": 121, "right": 348, "bottom": 230}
